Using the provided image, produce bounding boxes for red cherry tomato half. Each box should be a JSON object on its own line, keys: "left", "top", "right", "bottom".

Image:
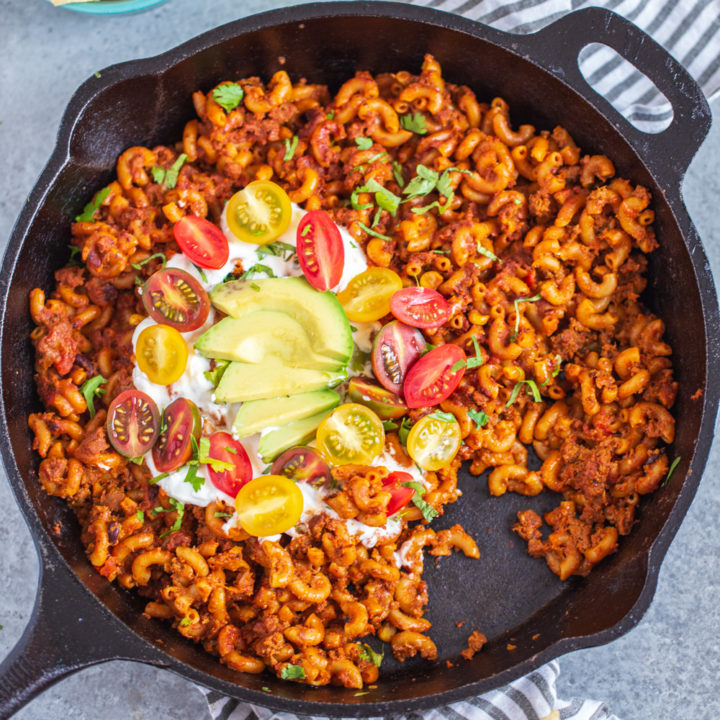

{"left": 296, "top": 209, "right": 345, "bottom": 291}
{"left": 142, "top": 268, "right": 210, "bottom": 332}
{"left": 106, "top": 389, "right": 159, "bottom": 458}
{"left": 390, "top": 287, "right": 451, "bottom": 329}
{"left": 386, "top": 485, "right": 415, "bottom": 516}
{"left": 173, "top": 215, "right": 229, "bottom": 269}
{"left": 207, "top": 432, "right": 253, "bottom": 498}
{"left": 382, "top": 470, "right": 415, "bottom": 487}
{"left": 152, "top": 398, "right": 201, "bottom": 473}
{"left": 371, "top": 320, "right": 427, "bottom": 395}
{"left": 403, "top": 344, "right": 466, "bottom": 409}
{"left": 271, "top": 446, "right": 332, "bottom": 487}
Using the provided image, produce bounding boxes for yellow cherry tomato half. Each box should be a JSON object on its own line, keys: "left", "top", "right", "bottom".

{"left": 337, "top": 267, "right": 403, "bottom": 322}
{"left": 234, "top": 475, "right": 303, "bottom": 536}
{"left": 225, "top": 180, "right": 292, "bottom": 245}
{"left": 316, "top": 403, "right": 385, "bottom": 465}
{"left": 136, "top": 323, "right": 188, "bottom": 385}
{"left": 406, "top": 414, "right": 462, "bottom": 471}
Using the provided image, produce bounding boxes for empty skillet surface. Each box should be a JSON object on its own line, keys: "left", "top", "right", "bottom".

{"left": 0, "top": 2, "right": 718, "bottom": 718}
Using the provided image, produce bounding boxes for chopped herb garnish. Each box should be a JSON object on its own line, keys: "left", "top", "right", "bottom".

{"left": 400, "top": 112, "right": 428, "bottom": 135}
{"left": 372, "top": 206, "right": 383, "bottom": 228}
{"left": 67, "top": 244, "right": 83, "bottom": 266}
{"left": 382, "top": 420, "right": 399, "bottom": 431}
{"left": 256, "top": 240, "right": 296, "bottom": 261}
{"left": 214, "top": 511, "right": 233, "bottom": 518}
{"left": 540, "top": 355, "right": 563, "bottom": 386}
{"left": 184, "top": 464, "right": 204, "bottom": 492}
{"left": 428, "top": 410, "right": 457, "bottom": 423}
{"left": 355, "top": 136, "right": 373, "bottom": 150}
{"left": 80, "top": 374, "right": 106, "bottom": 418}
{"left": 398, "top": 417, "right": 413, "bottom": 445}
{"left": 392, "top": 161, "right": 405, "bottom": 187}
{"left": 357, "top": 222, "right": 392, "bottom": 241}
{"left": 403, "top": 165, "right": 438, "bottom": 200}
{"left": 433, "top": 249, "right": 448, "bottom": 254}
{"left": 75, "top": 186, "right": 111, "bottom": 223}
{"left": 158, "top": 498, "right": 185, "bottom": 537}
{"left": 203, "top": 359, "right": 229, "bottom": 387}
{"left": 193, "top": 263, "right": 208, "bottom": 283}
{"left": 450, "top": 336, "right": 484, "bottom": 373}
{"left": 131, "top": 252, "right": 167, "bottom": 270}
{"left": 280, "top": 664, "right": 306, "bottom": 680}
{"left": 353, "top": 151, "right": 389, "bottom": 171}
{"left": 148, "top": 472, "right": 169, "bottom": 485}
{"left": 283, "top": 135, "right": 299, "bottom": 161}
{"left": 349, "top": 239, "right": 358, "bottom": 249}
{"left": 358, "top": 643, "right": 384, "bottom": 667}
{"left": 197, "top": 436, "right": 235, "bottom": 473}
{"left": 662, "top": 456, "right": 681, "bottom": 487}
{"left": 326, "top": 111, "right": 335, "bottom": 120}
{"left": 129, "top": 456, "right": 144, "bottom": 465}
{"left": 365, "top": 178, "right": 401, "bottom": 216}
{"left": 468, "top": 409, "right": 489, "bottom": 429}
{"left": 225, "top": 445, "right": 237, "bottom": 454}
{"left": 179, "top": 616, "right": 192, "bottom": 627}
{"left": 411, "top": 199, "right": 452, "bottom": 215}
{"left": 401, "top": 481, "right": 438, "bottom": 522}
{"left": 151, "top": 166, "right": 166, "bottom": 184}
{"left": 476, "top": 244, "right": 501, "bottom": 263}
{"left": 354, "top": 691, "right": 369, "bottom": 697}
{"left": 94, "top": 71, "right": 101, "bottom": 79}
{"left": 212, "top": 83, "right": 244, "bottom": 113}
{"left": 511, "top": 294, "right": 541, "bottom": 341}
{"left": 136, "top": 510, "right": 145, "bottom": 523}
{"left": 251, "top": 282, "right": 261, "bottom": 291}
{"left": 506, "top": 379, "right": 542, "bottom": 407}
{"left": 350, "top": 325, "right": 358, "bottom": 332}
{"left": 350, "top": 188, "right": 373, "bottom": 211}
{"left": 164, "top": 153, "right": 188, "bottom": 190}
{"left": 241, "top": 263, "right": 276, "bottom": 280}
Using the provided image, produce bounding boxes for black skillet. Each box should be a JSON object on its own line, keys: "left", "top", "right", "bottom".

{"left": 0, "top": 3, "right": 718, "bottom": 718}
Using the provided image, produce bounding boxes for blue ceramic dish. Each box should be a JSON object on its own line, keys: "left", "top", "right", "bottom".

{"left": 48, "top": 0, "right": 166, "bottom": 14}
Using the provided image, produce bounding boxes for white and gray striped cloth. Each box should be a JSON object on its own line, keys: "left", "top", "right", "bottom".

{"left": 201, "top": 1, "right": 719, "bottom": 718}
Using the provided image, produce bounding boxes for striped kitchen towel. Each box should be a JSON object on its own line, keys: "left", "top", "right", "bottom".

{"left": 202, "top": 1, "right": 719, "bottom": 719}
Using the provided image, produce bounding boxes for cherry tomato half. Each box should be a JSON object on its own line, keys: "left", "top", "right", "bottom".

{"left": 403, "top": 344, "right": 466, "bottom": 409}
{"left": 406, "top": 414, "right": 462, "bottom": 471}
{"left": 225, "top": 180, "right": 292, "bottom": 245}
{"left": 296, "top": 210, "right": 345, "bottom": 291}
{"left": 337, "top": 268, "right": 403, "bottom": 322}
{"left": 372, "top": 320, "right": 427, "bottom": 396}
{"left": 347, "top": 376, "right": 408, "bottom": 420}
{"left": 173, "top": 216, "right": 229, "bottom": 269}
{"left": 207, "top": 432, "right": 253, "bottom": 497}
{"left": 390, "top": 287, "right": 451, "bottom": 329}
{"left": 316, "top": 403, "right": 385, "bottom": 466}
{"left": 136, "top": 323, "right": 188, "bottom": 385}
{"left": 106, "top": 389, "right": 159, "bottom": 458}
{"left": 383, "top": 471, "right": 416, "bottom": 516}
{"left": 234, "top": 475, "right": 303, "bottom": 536}
{"left": 142, "top": 268, "right": 210, "bottom": 332}
{"left": 152, "top": 398, "right": 201, "bottom": 473}
{"left": 271, "top": 446, "right": 332, "bottom": 487}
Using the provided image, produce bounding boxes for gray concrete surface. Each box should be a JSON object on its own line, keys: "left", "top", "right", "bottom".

{"left": 0, "top": 1, "right": 718, "bottom": 718}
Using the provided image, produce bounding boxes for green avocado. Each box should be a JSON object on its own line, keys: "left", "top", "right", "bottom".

{"left": 232, "top": 389, "right": 340, "bottom": 438}
{"left": 214, "top": 358, "right": 347, "bottom": 403}
{"left": 210, "top": 277, "right": 353, "bottom": 363}
{"left": 194, "top": 312, "right": 343, "bottom": 371}
{"left": 258, "top": 409, "right": 332, "bottom": 462}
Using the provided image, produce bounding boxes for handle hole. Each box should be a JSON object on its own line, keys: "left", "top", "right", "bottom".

{"left": 578, "top": 43, "right": 673, "bottom": 134}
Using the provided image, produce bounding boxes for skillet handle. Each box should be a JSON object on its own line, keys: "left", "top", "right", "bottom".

{"left": 524, "top": 6, "right": 712, "bottom": 178}
{"left": 0, "top": 550, "right": 165, "bottom": 719}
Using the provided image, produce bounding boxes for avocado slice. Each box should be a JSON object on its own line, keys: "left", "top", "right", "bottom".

{"left": 232, "top": 389, "right": 340, "bottom": 438}
{"left": 210, "top": 277, "right": 353, "bottom": 363}
{"left": 214, "top": 359, "right": 347, "bottom": 403}
{"left": 195, "top": 312, "right": 343, "bottom": 371}
{"left": 258, "top": 409, "right": 332, "bottom": 462}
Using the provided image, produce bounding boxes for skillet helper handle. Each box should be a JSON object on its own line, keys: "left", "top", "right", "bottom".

{"left": 527, "top": 6, "right": 711, "bottom": 179}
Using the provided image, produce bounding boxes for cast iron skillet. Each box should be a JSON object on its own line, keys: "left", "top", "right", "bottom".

{"left": 0, "top": 3, "right": 718, "bottom": 718}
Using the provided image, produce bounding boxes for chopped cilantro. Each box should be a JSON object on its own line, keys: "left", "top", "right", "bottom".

{"left": 203, "top": 359, "right": 229, "bottom": 387}
{"left": 357, "top": 178, "right": 402, "bottom": 216}
{"left": 256, "top": 240, "right": 296, "bottom": 261}
{"left": 214, "top": 511, "right": 233, "bottom": 518}
{"left": 662, "top": 456, "right": 682, "bottom": 487}
{"left": 382, "top": 420, "right": 399, "bottom": 431}
{"left": 131, "top": 252, "right": 167, "bottom": 270}
{"left": 372, "top": 206, "right": 382, "bottom": 228}
{"left": 353, "top": 151, "right": 389, "bottom": 171}
{"left": 157, "top": 498, "right": 185, "bottom": 537}
{"left": 511, "top": 294, "right": 541, "bottom": 341}
{"left": 450, "top": 336, "right": 484, "bottom": 373}
{"left": 400, "top": 112, "right": 428, "bottom": 135}
{"left": 506, "top": 379, "right": 542, "bottom": 407}
{"left": 355, "top": 136, "right": 373, "bottom": 150}
{"left": 150, "top": 166, "right": 166, "bottom": 184}
{"left": 401, "top": 481, "right": 438, "bottom": 522}
{"left": 398, "top": 417, "right": 413, "bottom": 445}
{"left": 241, "top": 263, "right": 276, "bottom": 280}
{"left": 468, "top": 409, "right": 489, "bottom": 429}
{"left": 80, "top": 375, "right": 106, "bottom": 418}
{"left": 326, "top": 110, "right": 335, "bottom": 120}
{"left": 179, "top": 616, "right": 192, "bottom": 627}
{"left": 212, "top": 83, "right": 244, "bottom": 112}
{"left": 403, "top": 165, "right": 438, "bottom": 200}
{"left": 183, "top": 464, "right": 204, "bottom": 492}
{"left": 540, "top": 355, "right": 563, "bottom": 386}
{"left": 225, "top": 445, "right": 237, "bottom": 454}
{"left": 136, "top": 510, "right": 145, "bottom": 523}
{"left": 94, "top": 71, "right": 101, "bottom": 79}
{"left": 164, "top": 153, "right": 187, "bottom": 190}
{"left": 392, "top": 161, "right": 405, "bottom": 187}
{"left": 148, "top": 472, "right": 169, "bottom": 485}
{"left": 280, "top": 664, "right": 306, "bottom": 680}
{"left": 193, "top": 263, "right": 208, "bottom": 283}
{"left": 476, "top": 244, "right": 501, "bottom": 263}
{"left": 251, "top": 282, "right": 261, "bottom": 291}
{"left": 358, "top": 643, "right": 384, "bottom": 667}
{"left": 197, "top": 436, "right": 235, "bottom": 473}
{"left": 283, "top": 135, "right": 299, "bottom": 162}
{"left": 75, "top": 186, "right": 111, "bottom": 223}
{"left": 357, "top": 222, "right": 392, "bottom": 241}
{"left": 433, "top": 249, "right": 449, "bottom": 254}
{"left": 67, "top": 244, "right": 83, "bottom": 266}
{"left": 411, "top": 199, "right": 452, "bottom": 215}
{"left": 428, "top": 410, "right": 457, "bottom": 423}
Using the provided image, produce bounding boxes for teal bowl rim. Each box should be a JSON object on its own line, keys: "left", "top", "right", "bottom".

{"left": 48, "top": 0, "right": 166, "bottom": 14}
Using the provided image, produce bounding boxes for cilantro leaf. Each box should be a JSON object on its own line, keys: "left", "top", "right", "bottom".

{"left": 183, "top": 464, "right": 204, "bottom": 492}
{"left": 403, "top": 165, "right": 438, "bottom": 200}
{"left": 353, "top": 151, "right": 388, "bottom": 171}
{"left": 80, "top": 375, "right": 106, "bottom": 418}
{"left": 468, "top": 409, "right": 489, "bottom": 429}
{"left": 75, "top": 186, "right": 110, "bottom": 223}
{"left": 136, "top": 510, "right": 145, "bottom": 523}
{"left": 164, "top": 153, "right": 188, "bottom": 190}
{"left": 392, "top": 161, "right": 405, "bottom": 187}
{"left": 212, "top": 83, "right": 244, "bottom": 113}
{"left": 357, "top": 222, "right": 392, "bottom": 241}
{"left": 131, "top": 252, "right": 167, "bottom": 270}
{"left": 382, "top": 420, "right": 399, "bottom": 431}
{"left": 506, "top": 379, "right": 542, "bottom": 407}
{"left": 197, "top": 436, "right": 235, "bottom": 472}
{"left": 363, "top": 178, "right": 401, "bottom": 215}
{"left": 401, "top": 481, "right": 438, "bottom": 522}
{"left": 358, "top": 643, "right": 384, "bottom": 667}
{"left": 662, "top": 456, "right": 682, "bottom": 487}
{"left": 204, "top": 359, "right": 229, "bottom": 387}
{"left": 451, "top": 336, "right": 484, "bottom": 373}
{"left": 241, "top": 263, "right": 276, "bottom": 280}
{"left": 476, "top": 244, "right": 501, "bottom": 263}
{"left": 280, "top": 664, "right": 306, "bottom": 680}
{"left": 400, "top": 112, "right": 428, "bottom": 135}
{"left": 429, "top": 410, "right": 457, "bottom": 423}
{"left": 511, "top": 294, "right": 541, "bottom": 341}
{"left": 158, "top": 498, "right": 185, "bottom": 537}
{"left": 355, "top": 136, "right": 373, "bottom": 150}
{"left": 148, "top": 472, "right": 169, "bottom": 485}
{"left": 411, "top": 198, "right": 453, "bottom": 215}
{"left": 398, "top": 417, "right": 413, "bottom": 445}
{"left": 283, "top": 135, "right": 299, "bottom": 162}
{"left": 436, "top": 167, "right": 472, "bottom": 200}
{"left": 179, "top": 616, "right": 192, "bottom": 627}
